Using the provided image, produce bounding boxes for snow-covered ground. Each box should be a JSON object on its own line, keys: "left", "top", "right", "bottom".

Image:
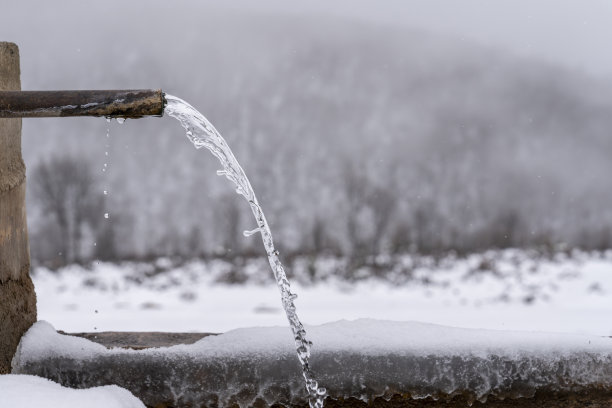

{"left": 32, "top": 249, "right": 612, "bottom": 336}
{"left": 1, "top": 374, "right": 144, "bottom": 408}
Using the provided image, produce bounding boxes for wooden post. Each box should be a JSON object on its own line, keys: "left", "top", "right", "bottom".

{"left": 0, "top": 42, "right": 37, "bottom": 374}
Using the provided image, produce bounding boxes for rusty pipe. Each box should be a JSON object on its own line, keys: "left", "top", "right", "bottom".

{"left": 0, "top": 89, "right": 165, "bottom": 118}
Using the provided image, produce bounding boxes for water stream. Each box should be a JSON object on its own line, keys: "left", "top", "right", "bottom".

{"left": 165, "top": 95, "right": 326, "bottom": 408}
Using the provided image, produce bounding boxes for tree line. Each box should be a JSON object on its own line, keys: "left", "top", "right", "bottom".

{"left": 22, "top": 13, "right": 612, "bottom": 267}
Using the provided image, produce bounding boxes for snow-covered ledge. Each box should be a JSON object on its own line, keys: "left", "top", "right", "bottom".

{"left": 12, "top": 320, "right": 612, "bottom": 407}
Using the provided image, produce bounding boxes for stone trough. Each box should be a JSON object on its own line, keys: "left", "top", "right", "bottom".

{"left": 12, "top": 320, "right": 612, "bottom": 408}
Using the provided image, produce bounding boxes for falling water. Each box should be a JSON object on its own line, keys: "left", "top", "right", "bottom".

{"left": 165, "top": 95, "right": 326, "bottom": 408}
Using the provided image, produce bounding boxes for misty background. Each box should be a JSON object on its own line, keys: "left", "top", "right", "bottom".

{"left": 2, "top": 1, "right": 612, "bottom": 268}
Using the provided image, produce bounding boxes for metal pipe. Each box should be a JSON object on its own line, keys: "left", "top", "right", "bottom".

{"left": 0, "top": 89, "right": 165, "bottom": 118}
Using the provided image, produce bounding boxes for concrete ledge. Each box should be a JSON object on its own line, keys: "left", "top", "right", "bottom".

{"left": 311, "top": 390, "right": 612, "bottom": 408}
{"left": 12, "top": 320, "right": 612, "bottom": 407}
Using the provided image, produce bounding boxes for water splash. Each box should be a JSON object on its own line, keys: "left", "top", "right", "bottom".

{"left": 243, "top": 227, "right": 262, "bottom": 237}
{"left": 165, "top": 95, "right": 326, "bottom": 408}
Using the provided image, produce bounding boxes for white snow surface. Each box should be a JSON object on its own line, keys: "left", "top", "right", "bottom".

{"left": 32, "top": 249, "right": 612, "bottom": 336}
{"left": 15, "top": 319, "right": 612, "bottom": 364}
{"left": 13, "top": 321, "right": 107, "bottom": 364}
{"left": 0, "top": 374, "right": 145, "bottom": 408}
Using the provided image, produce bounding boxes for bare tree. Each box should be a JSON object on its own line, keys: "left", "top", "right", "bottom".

{"left": 343, "top": 160, "right": 397, "bottom": 262}
{"left": 31, "top": 156, "right": 104, "bottom": 265}
{"left": 216, "top": 193, "right": 242, "bottom": 258}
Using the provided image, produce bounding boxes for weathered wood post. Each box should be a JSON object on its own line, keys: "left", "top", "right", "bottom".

{"left": 0, "top": 42, "right": 37, "bottom": 373}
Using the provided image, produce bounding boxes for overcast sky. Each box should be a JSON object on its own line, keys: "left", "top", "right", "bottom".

{"left": 2, "top": 0, "right": 611, "bottom": 79}
{"left": 241, "top": 0, "right": 612, "bottom": 79}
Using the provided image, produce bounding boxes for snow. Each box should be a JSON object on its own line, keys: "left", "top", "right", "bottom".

{"left": 0, "top": 374, "right": 145, "bottom": 408}
{"left": 13, "top": 319, "right": 612, "bottom": 407}
{"left": 12, "top": 321, "right": 106, "bottom": 363}
{"left": 20, "top": 249, "right": 612, "bottom": 406}
{"left": 31, "top": 250, "right": 612, "bottom": 336}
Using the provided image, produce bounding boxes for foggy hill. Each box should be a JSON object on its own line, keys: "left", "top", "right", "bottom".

{"left": 10, "top": 8, "right": 612, "bottom": 263}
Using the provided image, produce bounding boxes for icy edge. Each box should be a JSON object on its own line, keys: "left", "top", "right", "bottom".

{"left": 12, "top": 320, "right": 612, "bottom": 407}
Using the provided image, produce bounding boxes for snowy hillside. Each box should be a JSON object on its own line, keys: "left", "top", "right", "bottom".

{"left": 12, "top": 6, "right": 612, "bottom": 263}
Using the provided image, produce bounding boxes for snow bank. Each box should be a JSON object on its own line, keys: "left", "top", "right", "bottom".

{"left": 0, "top": 374, "right": 145, "bottom": 408}
{"left": 13, "top": 320, "right": 612, "bottom": 407}
{"left": 32, "top": 250, "right": 612, "bottom": 336}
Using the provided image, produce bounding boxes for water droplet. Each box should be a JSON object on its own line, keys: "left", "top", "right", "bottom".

{"left": 103, "top": 190, "right": 108, "bottom": 195}
{"left": 104, "top": 213, "right": 109, "bottom": 219}
{"left": 116, "top": 117, "right": 126, "bottom": 124}
{"left": 243, "top": 227, "right": 262, "bottom": 237}
{"left": 105, "top": 117, "right": 111, "bottom": 123}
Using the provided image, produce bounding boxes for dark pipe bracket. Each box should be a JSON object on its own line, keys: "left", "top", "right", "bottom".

{"left": 0, "top": 89, "right": 165, "bottom": 118}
